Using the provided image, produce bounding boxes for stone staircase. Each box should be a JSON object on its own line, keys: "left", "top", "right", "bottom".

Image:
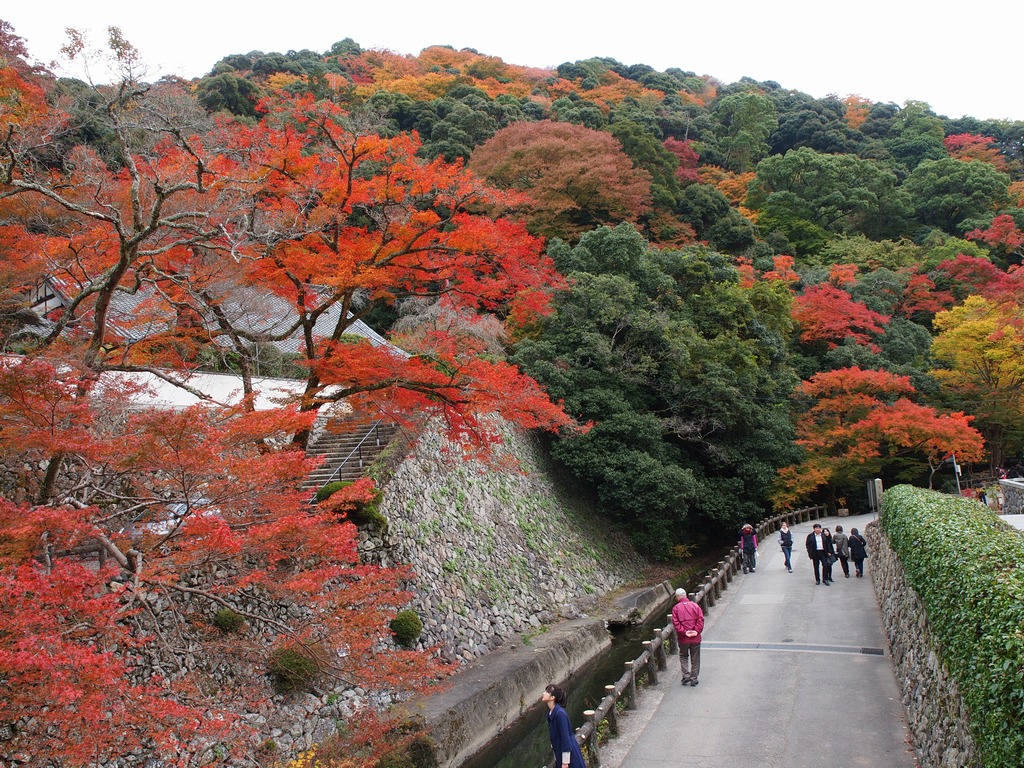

{"left": 302, "top": 419, "right": 399, "bottom": 492}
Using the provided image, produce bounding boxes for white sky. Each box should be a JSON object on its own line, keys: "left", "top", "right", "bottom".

{"left": 5, "top": 1, "right": 1024, "bottom": 122}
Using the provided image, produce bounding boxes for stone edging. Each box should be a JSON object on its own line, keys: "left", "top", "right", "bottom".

{"left": 868, "top": 523, "right": 978, "bottom": 768}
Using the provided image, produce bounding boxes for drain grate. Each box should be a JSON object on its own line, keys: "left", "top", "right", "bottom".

{"left": 703, "top": 641, "right": 886, "bottom": 656}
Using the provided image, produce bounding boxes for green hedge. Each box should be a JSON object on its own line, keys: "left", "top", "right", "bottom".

{"left": 881, "top": 485, "right": 1024, "bottom": 767}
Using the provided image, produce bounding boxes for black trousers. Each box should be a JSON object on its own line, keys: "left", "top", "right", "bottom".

{"left": 811, "top": 550, "right": 829, "bottom": 582}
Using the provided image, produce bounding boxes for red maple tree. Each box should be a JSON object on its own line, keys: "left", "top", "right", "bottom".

{"left": 0, "top": 32, "right": 576, "bottom": 765}
{"left": 791, "top": 283, "right": 889, "bottom": 349}
{"left": 966, "top": 213, "right": 1024, "bottom": 263}
{"left": 944, "top": 133, "right": 1009, "bottom": 171}
{"left": 663, "top": 137, "right": 701, "bottom": 185}
{"left": 894, "top": 269, "right": 955, "bottom": 318}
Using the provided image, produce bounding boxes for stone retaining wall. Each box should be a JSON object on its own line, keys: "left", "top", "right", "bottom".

{"left": 868, "top": 523, "right": 978, "bottom": 768}
{"left": 423, "top": 619, "right": 613, "bottom": 768}
{"left": 366, "top": 422, "right": 646, "bottom": 663}
{"left": 998, "top": 478, "right": 1024, "bottom": 514}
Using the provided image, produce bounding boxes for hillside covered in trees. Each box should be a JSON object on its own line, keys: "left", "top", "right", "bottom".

{"left": 1, "top": 19, "right": 1023, "bottom": 766}
{"left": 184, "top": 31, "right": 1022, "bottom": 549}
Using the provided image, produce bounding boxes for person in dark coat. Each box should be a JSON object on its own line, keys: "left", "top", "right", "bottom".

{"left": 739, "top": 523, "right": 758, "bottom": 573}
{"left": 543, "top": 684, "right": 588, "bottom": 768}
{"left": 833, "top": 525, "right": 851, "bottom": 578}
{"left": 821, "top": 528, "right": 836, "bottom": 583}
{"left": 805, "top": 523, "right": 835, "bottom": 585}
{"left": 848, "top": 527, "right": 868, "bottom": 577}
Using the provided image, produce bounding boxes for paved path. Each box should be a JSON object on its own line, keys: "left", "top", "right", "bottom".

{"left": 598, "top": 513, "right": 919, "bottom": 768}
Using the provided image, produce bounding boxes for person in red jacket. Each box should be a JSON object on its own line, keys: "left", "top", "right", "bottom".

{"left": 671, "top": 587, "right": 705, "bottom": 686}
{"left": 739, "top": 523, "right": 758, "bottom": 573}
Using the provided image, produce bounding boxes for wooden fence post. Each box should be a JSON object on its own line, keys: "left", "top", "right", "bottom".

{"left": 641, "top": 641, "right": 658, "bottom": 685}
{"left": 703, "top": 575, "right": 716, "bottom": 607}
{"left": 585, "top": 709, "right": 601, "bottom": 766}
{"left": 653, "top": 632, "right": 667, "bottom": 671}
{"left": 604, "top": 685, "right": 619, "bottom": 736}
{"left": 624, "top": 661, "right": 637, "bottom": 709}
{"left": 666, "top": 614, "right": 678, "bottom": 655}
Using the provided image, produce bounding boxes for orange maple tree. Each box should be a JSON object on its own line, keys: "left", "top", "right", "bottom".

{"left": 772, "top": 367, "right": 985, "bottom": 509}
{"left": 468, "top": 120, "right": 652, "bottom": 241}
{"left": 0, "top": 33, "right": 575, "bottom": 765}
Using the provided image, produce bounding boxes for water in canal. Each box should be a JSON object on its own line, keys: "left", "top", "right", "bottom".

{"left": 458, "top": 566, "right": 713, "bottom": 768}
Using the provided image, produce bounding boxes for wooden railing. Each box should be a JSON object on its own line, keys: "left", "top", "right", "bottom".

{"left": 547, "top": 505, "right": 825, "bottom": 767}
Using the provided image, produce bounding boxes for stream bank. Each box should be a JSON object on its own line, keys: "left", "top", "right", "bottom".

{"left": 415, "top": 580, "right": 675, "bottom": 768}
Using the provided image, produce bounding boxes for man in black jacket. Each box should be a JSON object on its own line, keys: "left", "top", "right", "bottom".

{"left": 805, "top": 523, "right": 834, "bottom": 585}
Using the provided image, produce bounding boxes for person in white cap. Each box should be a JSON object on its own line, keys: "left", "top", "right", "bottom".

{"left": 671, "top": 588, "right": 704, "bottom": 686}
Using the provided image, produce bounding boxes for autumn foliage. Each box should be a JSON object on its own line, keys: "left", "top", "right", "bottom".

{"left": 792, "top": 283, "right": 889, "bottom": 349}
{"left": 772, "top": 367, "right": 985, "bottom": 509}
{"left": 468, "top": 120, "right": 652, "bottom": 240}
{"left": 4, "top": 16, "right": 1024, "bottom": 766}
{"left": 0, "top": 34, "right": 577, "bottom": 766}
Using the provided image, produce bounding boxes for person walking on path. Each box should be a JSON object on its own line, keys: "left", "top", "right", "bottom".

{"left": 821, "top": 528, "right": 836, "bottom": 583}
{"left": 739, "top": 523, "right": 758, "bottom": 573}
{"left": 833, "top": 525, "right": 851, "bottom": 578}
{"left": 543, "top": 684, "right": 588, "bottom": 768}
{"left": 671, "top": 587, "right": 704, "bottom": 686}
{"left": 848, "top": 527, "right": 868, "bottom": 577}
{"left": 777, "top": 521, "right": 794, "bottom": 572}
{"left": 805, "top": 523, "right": 835, "bottom": 585}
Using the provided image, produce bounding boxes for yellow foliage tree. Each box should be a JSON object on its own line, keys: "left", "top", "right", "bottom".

{"left": 931, "top": 295, "right": 1024, "bottom": 470}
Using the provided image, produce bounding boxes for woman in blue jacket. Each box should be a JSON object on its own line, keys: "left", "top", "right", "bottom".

{"left": 543, "top": 684, "right": 588, "bottom": 768}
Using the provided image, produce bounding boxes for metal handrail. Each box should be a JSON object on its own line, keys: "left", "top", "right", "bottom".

{"left": 309, "top": 419, "right": 388, "bottom": 493}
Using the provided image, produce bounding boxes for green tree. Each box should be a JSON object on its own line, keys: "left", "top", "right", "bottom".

{"left": 415, "top": 95, "right": 501, "bottom": 161}
{"left": 748, "top": 147, "right": 910, "bottom": 244}
{"left": 903, "top": 157, "right": 1011, "bottom": 234}
{"left": 712, "top": 92, "right": 777, "bottom": 172}
{"left": 608, "top": 119, "right": 681, "bottom": 208}
{"left": 883, "top": 101, "right": 947, "bottom": 171}
{"left": 513, "top": 225, "right": 797, "bottom": 554}
{"left": 675, "top": 183, "right": 757, "bottom": 253}
{"left": 767, "top": 93, "right": 868, "bottom": 155}
{"left": 814, "top": 235, "right": 923, "bottom": 271}
{"left": 551, "top": 94, "right": 607, "bottom": 129}
{"left": 195, "top": 72, "right": 263, "bottom": 118}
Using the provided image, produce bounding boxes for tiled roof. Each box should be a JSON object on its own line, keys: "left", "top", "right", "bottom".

{"left": 36, "top": 276, "right": 405, "bottom": 357}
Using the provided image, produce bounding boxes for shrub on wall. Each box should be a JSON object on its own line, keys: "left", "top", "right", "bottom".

{"left": 881, "top": 485, "right": 1024, "bottom": 767}
{"left": 389, "top": 610, "right": 423, "bottom": 648}
{"left": 212, "top": 607, "right": 245, "bottom": 633}
{"left": 267, "top": 645, "right": 320, "bottom": 693}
